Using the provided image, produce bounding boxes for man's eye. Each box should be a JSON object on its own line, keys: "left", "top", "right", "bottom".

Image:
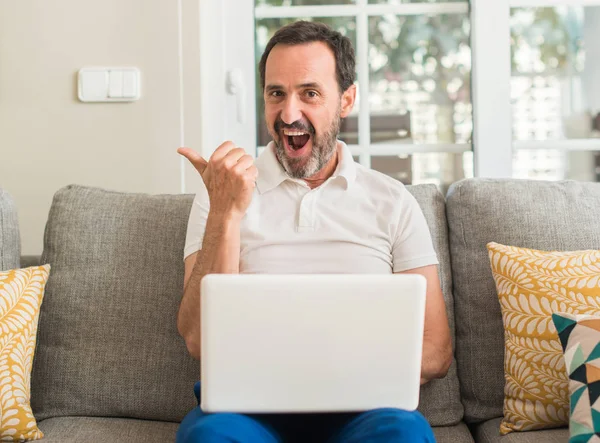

{"left": 271, "top": 91, "right": 283, "bottom": 97}
{"left": 307, "top": 91, "right": 318, "bottom": 98}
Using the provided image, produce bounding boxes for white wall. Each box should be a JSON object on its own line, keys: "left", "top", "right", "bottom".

{"left": 0, "top": 0, "right": 202, "bottom": 255}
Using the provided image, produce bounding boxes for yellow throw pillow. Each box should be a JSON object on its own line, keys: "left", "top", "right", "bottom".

{"left": 0, "top": 265, "right": 50, "bottom": 442}
{"left": 487, "top": 242, "right": 600, "bottom": 434}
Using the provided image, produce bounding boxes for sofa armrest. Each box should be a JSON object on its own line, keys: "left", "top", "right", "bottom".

{"left": 0, "top": 188, "right": 20, "bottom": 271}
{"left": 20, "top": 255, "right": 42, "bottom": 268}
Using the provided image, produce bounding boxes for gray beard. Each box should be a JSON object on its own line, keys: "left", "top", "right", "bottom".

{"left": 273, "top": 114, "right": 341, "bottom": 179}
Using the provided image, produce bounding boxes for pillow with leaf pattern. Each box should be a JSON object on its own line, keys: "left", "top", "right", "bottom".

{"left": 487, "top": 242, "right": 600, "bottom": 434}
{"left": 1, "top": 265, "right": 50, "bottom": 442}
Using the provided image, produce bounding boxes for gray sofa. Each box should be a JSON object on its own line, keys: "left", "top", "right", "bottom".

{"left": 4, "top": 177, "right": 593, "bottom": 442}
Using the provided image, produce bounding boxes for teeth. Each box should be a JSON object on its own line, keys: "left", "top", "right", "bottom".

{"left": 283, "top": 130, "right": 307, "bottom": 136}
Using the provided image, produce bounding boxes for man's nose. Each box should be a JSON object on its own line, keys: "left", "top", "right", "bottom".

{"left": 280, "top": 95, "right": 303, "bottom": 125}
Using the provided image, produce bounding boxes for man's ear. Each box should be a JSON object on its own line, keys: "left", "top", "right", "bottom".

{"left": 340, "top": 84, "right": 357, "bottom": 118}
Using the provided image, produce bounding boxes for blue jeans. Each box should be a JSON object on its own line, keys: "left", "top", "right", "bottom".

{"left": 176, "top": 382, "right": 436, "bottom": 443}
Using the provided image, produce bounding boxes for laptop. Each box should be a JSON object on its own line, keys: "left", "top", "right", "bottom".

{"left": 200, "top": 274, "right": 426, "bottom": 414}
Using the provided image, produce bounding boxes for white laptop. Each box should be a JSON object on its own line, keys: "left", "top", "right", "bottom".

{"left": 200, "top": 274, "right": 426, "bottom": 414}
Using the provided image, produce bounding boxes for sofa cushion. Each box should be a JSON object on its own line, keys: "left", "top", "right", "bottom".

{"left": 473, "top": 417, "right": 568, "bottom": 442}
{"left": 0, "top": 188, "right": 20, "bottom": 271}
{"left": 0, "top": 265, "right": 50, "bottom": 441}
{"left": 37, "top": 417, "right": 178, "bottom": 443}
{"left": 31, "top": 184, "right": 462, "bottom": 425}
{"left": 446, "top": 178, "right": 600, "bottom": 423}
{"left": 433, "top": 422, "right": 475, "bottom": 443}
{"left": 31, "top": 185, "right": 199, "bottom": 422}
{"left": 406, "top": 184, "right": 463, "bottom": 426}
{"left": 37, "top": 417, "right": 471, "bottom": 443}
{"left": 489, "top": 242, "right": 600, "bottom": 434}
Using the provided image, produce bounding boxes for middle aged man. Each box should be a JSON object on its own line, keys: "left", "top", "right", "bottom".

{"left": 176, "top": 20, "right": 451, "bottom": 443}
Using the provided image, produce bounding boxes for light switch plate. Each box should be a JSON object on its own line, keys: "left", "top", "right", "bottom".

{"left": 78, "top": 67, "right": 141, "bottom": 102}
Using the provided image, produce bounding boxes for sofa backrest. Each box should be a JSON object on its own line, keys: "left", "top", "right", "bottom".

{"left": 406, "top": 184, "right": 463, "bottom": 426}
{"left": 31, "top": 183, "right": 464, "bottom": 425}
{"left": 0, "top": 188, "right": 21, "bottom": 271}
{"left": 446, "top": 178, "right": 600, "bottom": 423}
{"left": 32, "top": 185, "right": 199, "bottom": 422}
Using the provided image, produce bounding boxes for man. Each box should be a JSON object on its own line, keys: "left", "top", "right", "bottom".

{"left": 176, "top": 21, "right": 452, "bottom": 443}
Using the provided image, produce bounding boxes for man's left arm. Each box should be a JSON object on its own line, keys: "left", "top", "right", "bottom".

{"left": 396, "top": 264, "right": 452, "bottom": 385}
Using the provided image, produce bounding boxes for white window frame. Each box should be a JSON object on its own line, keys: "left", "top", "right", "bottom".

{"left": 196, "top": 0, "right": 257, "bottom": 158}
{"left": 253, "top": 1, "right": 473, "bottom": 171}
{"left": 192, "top": 0, "right": 600, "bottom": 191}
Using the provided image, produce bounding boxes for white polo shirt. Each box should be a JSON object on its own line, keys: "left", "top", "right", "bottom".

{"left": 184, "top": 141, "right": 439, "bottom": 274}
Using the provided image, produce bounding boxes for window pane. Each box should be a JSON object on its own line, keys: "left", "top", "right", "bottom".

{"left": 513, "top": 150, "right": 564, "bottom": 180}
{"left": 255, "top": 16, "right": 357, "bottom": 147}
{"left": 568, "top": 151, "right": 600, "bottom": 182}
{"left": 368, "top": 14, "right": 472, "bottom": 145}
{"left": 257, "top": 0, "right": 354, "bottom": 6}
{"left": 511, "top": 6, "right": 600, "bottom": 141}
{"left": 369, "top": 152, "right": 473, "bottom": 190}
{"left": 514, "top": 150, "right": 600, "bottom": 182}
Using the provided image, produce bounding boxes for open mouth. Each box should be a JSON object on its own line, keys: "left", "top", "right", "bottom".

{"left": 281, "top": 129, "right": 311, "bottom": 158}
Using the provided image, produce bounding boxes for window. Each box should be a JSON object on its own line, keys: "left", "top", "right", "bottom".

{"left": 196, "top": 0, "right": 600, "bottom": 192}
{"left": 510, "top": 4, "right": 600, "bottom": 181}
{"left": 254, "top": 0, "right": 472, "bottom": 192}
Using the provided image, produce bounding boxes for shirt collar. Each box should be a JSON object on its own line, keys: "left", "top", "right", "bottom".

{"left": 254, "top": 142, "right": 289, "bottom": 195}
{"left": 255, "top": 140, "right": 357, "bottom": 195}
{"left": 334, "top": 140, "right": 357, "bottom": 190}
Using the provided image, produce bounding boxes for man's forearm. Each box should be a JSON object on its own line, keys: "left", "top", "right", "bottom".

{"left": 178, "top": 214, "right": 242, "bottom": 360}
{"left": 420, "top": 334, "right": 452, "bottom": 385}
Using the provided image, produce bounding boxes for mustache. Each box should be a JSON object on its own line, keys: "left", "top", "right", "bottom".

{"left": 274, "top": 118, "right": 315, "bottom": 135}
